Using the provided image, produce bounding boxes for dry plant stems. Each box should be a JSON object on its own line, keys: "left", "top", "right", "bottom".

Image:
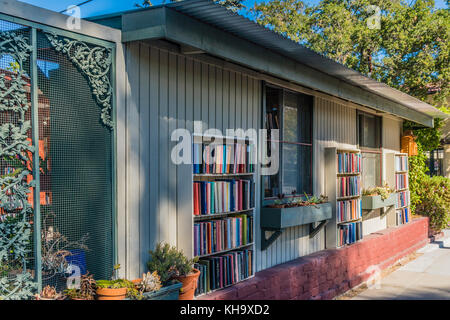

{"left": 64, "top": 273, "right": 96, "bottom": 300}
{"left": 41, "top": 212, "right": 89, "bottom": 277}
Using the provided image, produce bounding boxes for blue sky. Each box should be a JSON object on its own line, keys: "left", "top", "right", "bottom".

{"left": 17, "top": 0, "right": 449, "bottom": 19}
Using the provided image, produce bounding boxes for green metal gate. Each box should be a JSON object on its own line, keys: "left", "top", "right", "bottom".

{"left": 0, "top": 15, "right": 116, "bottom": 299}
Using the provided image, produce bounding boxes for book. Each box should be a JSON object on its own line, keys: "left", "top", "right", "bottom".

{"left": 196, "top": 249, "right": 253, "bottom": 295}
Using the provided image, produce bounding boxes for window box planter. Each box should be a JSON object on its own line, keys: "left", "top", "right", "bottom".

{"left": 261, "top": 202, "right": 332, "bottom": 229}
{"left": 260, "top": 202, "right": 332, "bottom": 250}
{"left": 361, "top": 193, "right": 396, "bottom": 210}
{"left": 142, "top": 280, "right": 182, "bottom": 300}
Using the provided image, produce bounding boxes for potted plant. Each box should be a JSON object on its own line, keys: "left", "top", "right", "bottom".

{"left": 361, "top": 183, "right": 396, "bottom": 210}
{"left": 147, "top": 242, "right": 199, "bottom": 300}
{"left": 35, "top": 285, "right": 65, "bottom": 300}
{"left": 96, "top": 265, "right": 135, "bottom": 300}
{"left": 261, "top": 193, "right": 332, "bottom": 230}
{"left": 64, "top": 273, "right": 96, "bottom": 300}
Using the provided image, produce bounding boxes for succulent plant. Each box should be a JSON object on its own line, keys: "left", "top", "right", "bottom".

{"left": 64, "top": 273, "right": 96, "bottom": 300}
{"left": 147, "top": 242, "right": 198, "bottom": 284}
{"left": 36, "top": 285, "right": 65, "bottom": 300}
{"left": 362, "top": 183, "right": 394, "bottom": 200}
{"left": 138, "top": 271, "right": 162, "bottom": 294}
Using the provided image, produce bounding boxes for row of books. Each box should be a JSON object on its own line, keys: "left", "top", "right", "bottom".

{"left": 192, "top": 143, "right": 255, "bottom": 174}
{"left": 195, "top": 249, "right": 253, "bottom": 295}
{"left": 194, "top": 215, "right": 253, "bottom": 257}
{"left": 395, "top": 173, "right": 409, "bottom": 190}
{"left": 193, "top": 180, "right": 255, "bottom": 216}
{"left": 395, "top": 156, "right": 408, "bottom": 172}
{"left": 337, "top": 199, "right": 362, "bottom": 223}
{"left": 397, "top": 207, "right": 410, "bottom": 225}
{"left": 397, "top": 190, "right": 410, "bottom": 208}
{"left": 337, "top": 176, "right": 361, "bottom": 198}
{"left": 338, "top": 221, "right": 363, "bottom": 246}
{"left": 337, "top": 152, "right": 361, "bottom": 174}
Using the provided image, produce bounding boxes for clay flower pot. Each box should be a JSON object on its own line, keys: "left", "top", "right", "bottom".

{"left": 96, "top": 287, "right": 127, "bottom": 300}
{"left": 173, "top": 268, "right": 200, "bottom": 300}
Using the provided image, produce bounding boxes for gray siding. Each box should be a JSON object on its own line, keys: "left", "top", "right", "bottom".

{"left": 118, "top": 42, "right": 403, "bottom": 278}
{"left": 120, "top": 42, "right": 261, "bottom": 278}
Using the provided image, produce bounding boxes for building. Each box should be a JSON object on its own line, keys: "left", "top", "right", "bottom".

{"left": 0, "top": 0, "right": 446, "bottom": 299}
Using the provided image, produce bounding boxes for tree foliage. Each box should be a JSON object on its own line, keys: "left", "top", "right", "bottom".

{"left": 253, "top": 0, "right": 449, "bottom": 107}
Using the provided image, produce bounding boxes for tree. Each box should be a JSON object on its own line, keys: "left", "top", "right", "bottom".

{"left": 253, "top": 0, "right": 449, "bottom": 107}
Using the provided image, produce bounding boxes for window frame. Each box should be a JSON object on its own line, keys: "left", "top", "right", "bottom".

{"left": 357, "top": 110, "right": 383, "bottom": 187}
{"left": 263, "top": 83, "right": 314, "bottom": 201}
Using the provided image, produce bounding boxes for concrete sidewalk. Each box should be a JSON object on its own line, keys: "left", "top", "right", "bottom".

{"left": 352, "top": 230, "right": 450, "bottom": 300}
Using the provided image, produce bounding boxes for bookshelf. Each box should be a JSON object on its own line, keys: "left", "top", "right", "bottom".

{"left": 394, "top": 153, "right": 410, "bottom": 226}
{"left": 192, "top": 134, "right": 256, "bottom": 297}
{"left": 325, "top": 147, "right": 363, "bottom": 248}
{"left": 385, "top": 153, "right": 411, "bottom": 227}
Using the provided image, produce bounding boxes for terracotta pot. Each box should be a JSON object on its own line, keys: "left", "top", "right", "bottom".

{"left": 131, "top": 279, "right": 141, "bottom": 285}
{"left": 96, "top": 287, "right": 127, "bottom": 300}
{"left": 173, "top": 268, "right": 200, "bottom": 300}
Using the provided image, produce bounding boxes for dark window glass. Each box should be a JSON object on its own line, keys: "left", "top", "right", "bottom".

{"left": 264, "top": 86, "right": 313, "bottom": 199}
{"left": 358, "top": 111, "right": 382, "bottom": 188}
{"left": 358, "top": 112, "right": 381, "bottom": 148}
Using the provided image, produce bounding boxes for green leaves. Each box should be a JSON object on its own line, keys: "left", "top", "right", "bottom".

{"left": 147, "top": 242, "right": 197, "bottom": 284}
{"left": 253, "top": 0, "right": 450, "bottom": 107}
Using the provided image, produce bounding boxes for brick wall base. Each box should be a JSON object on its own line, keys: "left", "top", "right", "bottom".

{"left": 198, "top": 217, "right": 429, "bottom": 300}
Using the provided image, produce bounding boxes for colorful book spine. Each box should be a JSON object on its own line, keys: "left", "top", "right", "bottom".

{"left": 397, "top": 190, "right": 410, "bottom": 208}
{"left": 396, "top": 207, "right": 409, "bottom": 225}
{"left": 338, "top": 221, "right": 363, "bottom": 246}
{"left": 337, "top": 199, "right": 362, "bottom": 223}
{"left": 193, "top": 180, "right": 255, "bottom": 215}
{"left": 337, "top": 152, "right": 361, "bottom": 174}
{"left": 192, "top": 142, "right": 255, "bottom": 174}
{"left": 395, "top": 156, "right": 408, "bottom": 172}
{"left": 193, "top": 215, "right": 254, "bottom": 257}
{"left": 195, "top": 249, "right": 253, "bottom": 296}
{"left": 395, "top": 173, "right": 409, "bottom": 190}
{"left": 337, "top": 176, "right": 361, "bottom": 198}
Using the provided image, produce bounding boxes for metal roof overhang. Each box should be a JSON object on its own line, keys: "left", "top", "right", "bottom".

{"left": 109, "top": 0, "right": 447, "bottom": 127}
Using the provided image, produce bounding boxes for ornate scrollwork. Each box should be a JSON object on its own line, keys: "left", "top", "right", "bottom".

{"left": 0, "top": 30, "right": 37, "bottom": 300}
{"left": 44, "top": 32, "right": 114, "bottom": 129}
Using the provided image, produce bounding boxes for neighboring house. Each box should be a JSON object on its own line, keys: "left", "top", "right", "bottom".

{"left": 439, "top": 118, "right": 450, "bottom": 178}
{"left": 425, "top": 87, "right": 449, "bottom": 178}
{"left": 0, "top": 0, "right": 447, "bottom": 299}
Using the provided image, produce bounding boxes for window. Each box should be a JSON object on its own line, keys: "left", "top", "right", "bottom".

{"left": 263, "top": 86, "right": 313, "bottom": 199}
{"left": 426, "top": 148, "right": 444, "bottom": 177}
{"left": 358, "top": 111, "right": 382, "bottom": 188}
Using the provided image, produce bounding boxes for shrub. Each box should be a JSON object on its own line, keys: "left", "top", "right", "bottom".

{"left": 414, "top": 175, "right": 450, "bottom": 232}
{"left": 147, "top": 242, "right": 198, "bottom": 284}
{"left": 408, "top": 144, "right": 429, "bottom": 213}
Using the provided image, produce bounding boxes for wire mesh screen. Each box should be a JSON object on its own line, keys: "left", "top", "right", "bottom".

{"left": 0, "top": 19, "right": 37, "bottom": 299}
{"left": 36, "top": 31, "right": 113, "bottom": 287}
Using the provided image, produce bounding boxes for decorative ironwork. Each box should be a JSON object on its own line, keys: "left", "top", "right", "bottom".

{"left": 44, "top": 32, "right": 114, "bottom": 129}
{"left": 0, "top": 30, "right": 37, "bottom": 299}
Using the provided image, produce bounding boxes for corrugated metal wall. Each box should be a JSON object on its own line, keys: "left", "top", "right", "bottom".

{"left": 118, "top": 42, "right": 403, "bottom": 278}
{"left": 120, "top": 42, "right": 261, "bottom": 278}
